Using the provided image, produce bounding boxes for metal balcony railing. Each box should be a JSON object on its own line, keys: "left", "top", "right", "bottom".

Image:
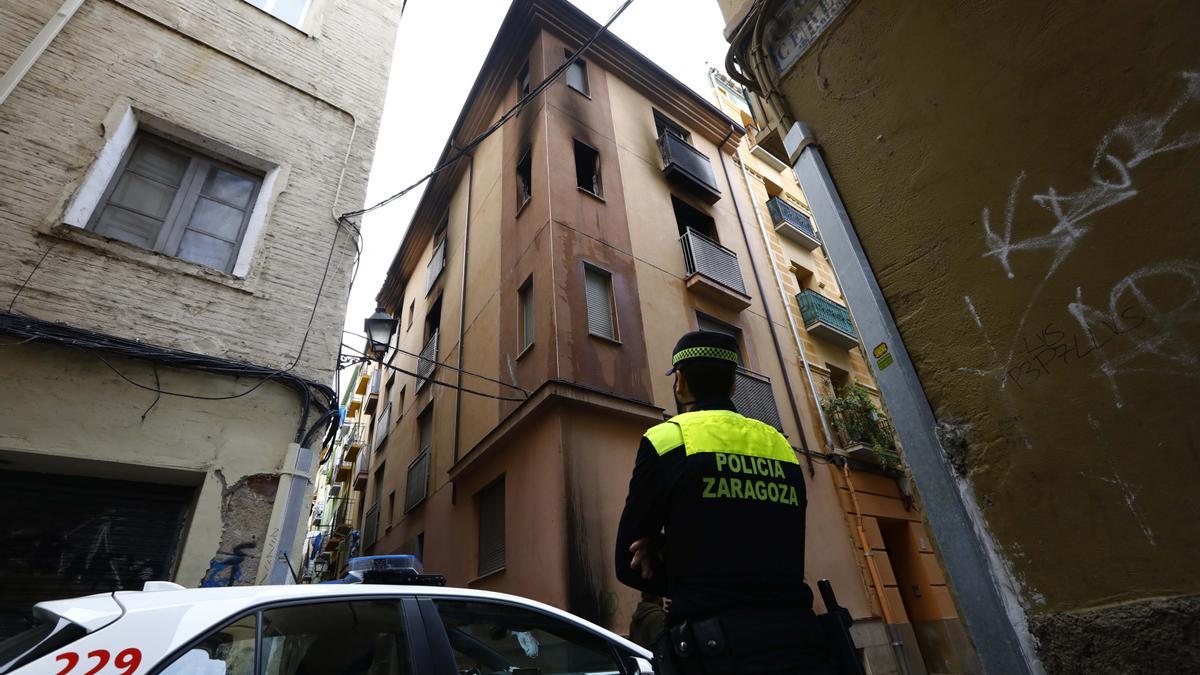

{"left": 372, "top": 403, "right": 391, "bottom": 452}
{"left": 363, "top": 504, "right": 379, "bottom": 550}
{"left": 352, "top": 446, "right": 369, "bottom": 490}
{"left": 417, "top": 330, "right": 439, "bottom": 388}
{"left": 766, "top": 197, "right": 820, "bottom": 250}
{"left": 680, "top": 228, "right": 747, "bottom": 296}
{"left": 404, "top": 450, "right": 430, "bottom": 513}
{"left": 342, "top": 422, "right": 367, "bottom": 447}
{"left": 733, "top": 367, "right": 785, "bottom": 432}
{"left": 658, "top": 131, "right": 721, "bottom": 201}
{"left": 797, "top": 289, "right": 858, "bottom": 348}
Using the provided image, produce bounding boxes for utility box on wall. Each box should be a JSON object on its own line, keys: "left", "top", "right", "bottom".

{"left": 723, "top": 0, "right": 1200, "bottom": 672}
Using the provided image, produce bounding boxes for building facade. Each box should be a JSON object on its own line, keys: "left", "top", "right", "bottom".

{"left": 0, "top": 0, "right": 400, "bottom": 635}
{"left": 718, "top": 0, "right": 1200, "bottom": 673}
{"left": 355, "top": 1, "right": 972, "bottom": 673}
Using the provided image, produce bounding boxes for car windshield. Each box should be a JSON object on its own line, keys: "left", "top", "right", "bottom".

{"left": 0, "top": 613, "right": 86, "bottom": 674}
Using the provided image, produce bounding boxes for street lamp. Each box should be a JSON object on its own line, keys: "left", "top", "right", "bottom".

{"left": 364, "top": 307, "right": 398, "bottom": 360}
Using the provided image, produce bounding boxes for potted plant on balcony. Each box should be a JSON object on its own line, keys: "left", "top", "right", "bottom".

{"left": 822, "top": 384, "right": 900, "bottom": 470}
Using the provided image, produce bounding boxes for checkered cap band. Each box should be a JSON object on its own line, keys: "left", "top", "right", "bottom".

{"left": 671, "top": 346, "right": 739, "bottom": 366}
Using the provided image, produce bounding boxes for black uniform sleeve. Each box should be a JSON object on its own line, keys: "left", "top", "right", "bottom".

{"left": 615, "top": 437, "right": 669, "bottom": 596}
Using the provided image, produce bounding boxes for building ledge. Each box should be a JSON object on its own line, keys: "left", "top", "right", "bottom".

{"left": 448, "top": 379, "right": 663, "bottom": 483}
{"left": 685, "top": 273, "right": 752, "bottom": 310}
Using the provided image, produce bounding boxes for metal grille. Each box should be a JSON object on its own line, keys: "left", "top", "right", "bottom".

{"left": 404, "top": 451, "right": 430, "bottom": 513}
{"left": 477, "top": 477, "right": 506, "bottom": 576}
{"left": 657, "top": 131, "right": 720, "bottom": 195}
{"left": 584, "top": 266, "right": 615, "bottom": 339}
{"left": 733, "top": 367, "right": 785, "bottom": 432}
{"left": 680, "top": 228, "right": 747, "bottom": 295}
{"left": 372, "top": 403, "right": 391, "bottom": 451}
{"left": 363, "top": 504, "right": 379, "bottom": 550}
{"left": 425, "top": 237, "right": 446, "bottom": 293}
{"left": 766, "top": 196, "right": 820, "bottom": 247}
{"left": 417, "top": 330, "right": 438, "bottom": 386}
{"left": 0, "top": 471, "right": 193, "bottom": 637}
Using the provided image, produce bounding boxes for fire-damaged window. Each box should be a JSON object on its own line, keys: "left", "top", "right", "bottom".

{"left": 565, "top": 50, "right": 590, "bottom": 96}
{"left": 477, "top": 476, "right": 506, "bottom": 576}
{"left": 516, "top": 148, "right": 532, "bottom": 209}
{"left": 573, "top": 140, "right": 602, "bottom": 197}
{"left": 517, "top": 61, "right": 531, "bottom": 99}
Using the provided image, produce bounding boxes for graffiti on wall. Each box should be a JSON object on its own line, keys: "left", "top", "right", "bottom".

{"left": 200, "top": 541, "right": 256, "bottom": 588}
{"left": 968, "top": 71, "right": 1200, "bottom": 408}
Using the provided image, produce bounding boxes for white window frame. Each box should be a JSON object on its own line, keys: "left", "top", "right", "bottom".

{"left": 65, "top": 105, "right": 283, "bottom": 279}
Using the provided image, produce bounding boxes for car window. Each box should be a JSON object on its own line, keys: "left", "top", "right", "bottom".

{"left": 433, "top": 599, "right": 622, "bottom": 675}
{"left": 159, "top": 613, "right": 255, "bottom": 675}
{"left": 260, "top": 600, "right": 410, "bottom": 675}
{"left": 158, "top": 600, "right": 411, "bottom": 675}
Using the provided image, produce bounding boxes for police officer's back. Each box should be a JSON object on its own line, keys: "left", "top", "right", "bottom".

{"left": 615, "top": 331, "right": 834, "bottom": 674}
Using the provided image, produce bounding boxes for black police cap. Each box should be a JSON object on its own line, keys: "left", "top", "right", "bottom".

{"left": 665, "top": 330, "right": 741, "bottom": 375}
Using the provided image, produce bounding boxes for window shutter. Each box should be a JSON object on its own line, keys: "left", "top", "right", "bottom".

{"left": 584, "top": 266, "right": 615, "bottom": 340}
{"left": 477, "top": 477, "right": 505, "bottom": 576}
{"left": 566, "top": 60, "right": 588, "bottom": 94}
{"left": 519, "top": 280, "right": 534, "bottom": 349}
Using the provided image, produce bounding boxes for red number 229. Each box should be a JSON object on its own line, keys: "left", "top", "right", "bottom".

{"left": 55, "top": 648, "right": 141, "bottom": 675}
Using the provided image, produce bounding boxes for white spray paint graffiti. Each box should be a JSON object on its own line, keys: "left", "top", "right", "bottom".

{"left": 970, "top": 72, "right": 1200, "bottom": 405}
{"left": 1068, "top": 260, "right": 1200, "bottom": 408}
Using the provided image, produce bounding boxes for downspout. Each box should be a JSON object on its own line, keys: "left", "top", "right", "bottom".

{"left": 734, "top": 152, "right": 836, "bottom": 453}
{"left": 0, "top": 0, "right": 86, "bottom": 106}
{"left": 842, "top": 462, "right": 912, "bottom": 675}
{"left": 716, "top": 126, "right": 814, "bottom": 474}
{"left": 452, "top": 149, "right": 474, "bottom": 463}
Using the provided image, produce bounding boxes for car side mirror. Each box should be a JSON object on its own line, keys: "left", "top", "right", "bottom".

{"left": 630, "top": 656, "right": 655, "bottom": 674}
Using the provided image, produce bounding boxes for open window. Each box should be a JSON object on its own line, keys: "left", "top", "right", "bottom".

{"left": 516, "top": 149, "right": 532, "bottom": 209}
{"left": 671, "top": 196, "right": 717, "bottom": 240}
{"left": 573, "top": 140, "right": 602, "bottom": 197}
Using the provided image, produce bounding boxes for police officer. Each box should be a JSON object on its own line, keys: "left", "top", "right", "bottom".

{"left": 615, "top": 330, "right": 835, "bottom": 674}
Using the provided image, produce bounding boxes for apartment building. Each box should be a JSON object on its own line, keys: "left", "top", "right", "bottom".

{"left": 0, "top": 0, "right": 400, "bottom": 634}
{"left": 717, "top": 1, "right": 1200, "bottom": 672}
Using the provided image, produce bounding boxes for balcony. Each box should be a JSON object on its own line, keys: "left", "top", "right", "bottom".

{"left": 416, "top": 330, "right": 439, "bottom": 390}
{"left": 680, "top": 228, "right": 751, "bottom": 310}
{"left": 426, "top": 238, "right": 446, "bottom": 294}
{"left": 353, "top": 447, "right": 369, "bottom": 490}
{"left": 767, "top": 197, "right": 820, "bottom": 250}
{"left": 364, "top": 370, "right": 381, "bottom": 415}
{"left": 363, "top": 503, "right": 379, "bottom": 550}
{"left": 733, "top": 367, "right": 785, "bottom": 432}
{"left": 824, "top": 388, "right": 900, "bottom": 470}
{"left": 335, "top": 460, "right": 353, "bottom": 483}
{"left": 797, "top": 289, "right": 858, "bottom": 349}
{"left": 404, "top": 450, "right": 430, "bottom": 513}
{"left": 658, "top": 131, "right": 721, "bottom": 204}
{"left": 372, "top": 402, "right": 392, "bottom": 452}
{"left": 343, "top": 422, "right": 367, "bottom": 463}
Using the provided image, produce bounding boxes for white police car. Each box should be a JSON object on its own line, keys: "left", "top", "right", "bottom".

{"left": 0, "top": 557, "right": 653, "bottom": 674}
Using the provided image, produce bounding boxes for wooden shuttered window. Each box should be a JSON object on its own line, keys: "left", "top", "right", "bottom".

{"left": 88, "top": 133, "right": 261, "bottom": 274}
{"left": 584, "top": 264, "right": 617, "bottom": 341}
{"left": 477, "top": 476, "right": 506, "bottom": 576}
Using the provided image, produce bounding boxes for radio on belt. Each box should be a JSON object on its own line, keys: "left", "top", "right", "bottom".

{"left": 345, "top": 555, "right": 446, "bottom": 586}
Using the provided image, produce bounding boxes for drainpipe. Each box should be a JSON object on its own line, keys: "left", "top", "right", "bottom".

{"left": 0, "top": 0, "right": 86, "bottom": 106}
{"left": 842, "top": 462, "right": 912, "bottom": 675}
{"left": 733, "top": 152, "right": 836, "bottom": 453}
{"left": 783, "top": 122, "right": 1040, "bottom": 674}
{"left": 716, "top": 125, "right": 814, "bottom": 473}
{"left": 452, "top": 149, "right": 474, "bottom": 463}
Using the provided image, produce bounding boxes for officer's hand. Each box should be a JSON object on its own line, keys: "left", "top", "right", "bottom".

{"left": 629, "top": 537, "right": 658, "bottom": 580}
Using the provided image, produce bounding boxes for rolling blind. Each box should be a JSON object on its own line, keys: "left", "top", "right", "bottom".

{"left": 477, "top": 477, "right": 506, "bottom": 576}
{"left": 584, "top": 266, "right": 615, "bottom": 340}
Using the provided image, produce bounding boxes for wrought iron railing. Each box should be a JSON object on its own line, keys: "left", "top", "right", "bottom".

{"left": 680, "top": 228, "right": 747, "bottom": 295}
{"left": 404, "top": 450, "right": 430, "bottom": 513}
{"left": 766, "top": 197, "right": 820, "bottom": 247}
{"left": 417, "top": 330, "right": 439, "bottom": 387}
{"left": 797, "top": 290, "right": 856, "bottom": 340}
{"left": 733, "top": 367, "right": 784, "bottom": 432}
{"left": 363, "top": 503, "right": 379, "bottom": 550}
{"left": 658, "top": 131, "right": 720, "bottom": 197}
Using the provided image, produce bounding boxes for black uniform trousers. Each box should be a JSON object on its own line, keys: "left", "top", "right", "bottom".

{"left": 653, "top": 606, "right": 839, "bottom": 675}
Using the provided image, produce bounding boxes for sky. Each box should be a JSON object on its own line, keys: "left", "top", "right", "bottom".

{"left": 340, "top": 0, "right": 732, "bottom": 365}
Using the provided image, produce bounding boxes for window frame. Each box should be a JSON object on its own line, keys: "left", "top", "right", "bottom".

{"left": 516, "top": 148, "right": 533, "bottom": 212}
{"left": 653, "top": 109, "right": 691, "bottom": 143}
{"left": 150, "top": 597, "right": 428, "bottom": 675}
{"left": 573, "top": 139, "right": 603, "bottom": 198}
{"left": 243, "top": 0, "right": 314, "bottom": 31}
{"left": 86, "top": 132, "right": 263, "bottom": 275}
{"left": 517, "top": 275, "right": 535, "bottom": 355}
{"left": 564, "top": 50, "right": 591, "bottom": 97}
{"left": 583, "top": 262, "right": 620, "bottom": 343}
{"left": 475, "top": 476, "right": 506, "bottom": 578}
{"left": 517, "top": 61, "right": 531, "bottom": 99}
